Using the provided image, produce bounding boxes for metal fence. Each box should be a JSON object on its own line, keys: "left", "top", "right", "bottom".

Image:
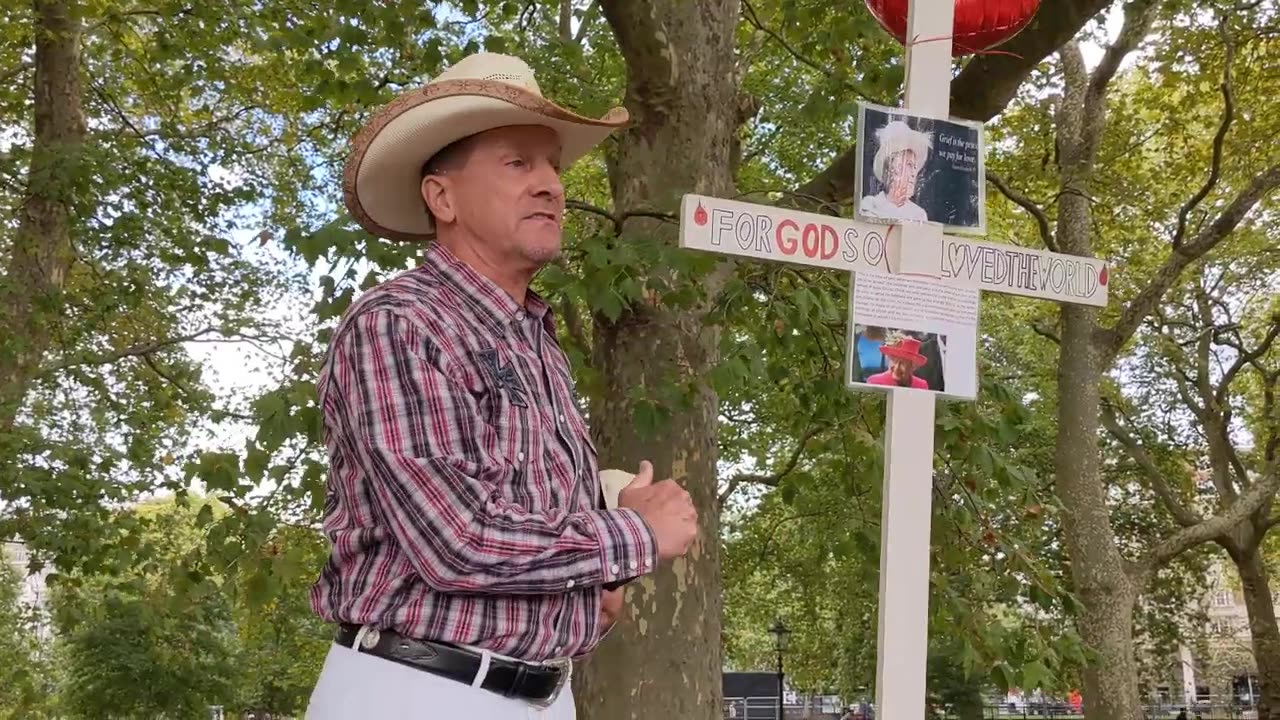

{"left": 723, "top": 697, "right": 845, "bottom": 720}
{"left": 722, "top": 700, "right": 1266, "bottom": 720}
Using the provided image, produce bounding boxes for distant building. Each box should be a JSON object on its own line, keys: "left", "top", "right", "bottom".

{"left": 0, "top": 541, "right": 53, "bottom": 642}
{"left": 1145, "top": 558, "right": 1275, "bottom": 710}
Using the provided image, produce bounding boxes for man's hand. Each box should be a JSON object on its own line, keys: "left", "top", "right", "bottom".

{"left": 617, "top": 461, "right": 698, "bottom": 562}
{"left": 599, "top": 587, "right": 625, "bottom": 630}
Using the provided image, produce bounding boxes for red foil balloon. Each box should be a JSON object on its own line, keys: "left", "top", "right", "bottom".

{"left": 864, "top": 0, "right": 1040, "bottom": 56}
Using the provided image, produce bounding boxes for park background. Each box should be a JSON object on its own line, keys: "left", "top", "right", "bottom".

{"left": 0, "top": 0, "right": 1277, "bottom": 718}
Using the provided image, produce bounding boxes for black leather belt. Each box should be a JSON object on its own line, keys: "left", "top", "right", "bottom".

{"left": 335, "top": 624, "right": 569, "bottom": 706}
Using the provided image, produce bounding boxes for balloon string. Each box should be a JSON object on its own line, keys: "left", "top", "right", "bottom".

{"left": 906, "top": 33, "right": 1025, "bottom": 59}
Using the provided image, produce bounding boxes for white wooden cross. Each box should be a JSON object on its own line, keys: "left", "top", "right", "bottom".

{"left": 677, "top": 0, "right": 1109, "bottom": 716}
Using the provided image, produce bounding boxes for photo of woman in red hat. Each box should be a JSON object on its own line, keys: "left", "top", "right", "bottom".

{"left": 865, "top": 334, "right": 931, "bottom": 389}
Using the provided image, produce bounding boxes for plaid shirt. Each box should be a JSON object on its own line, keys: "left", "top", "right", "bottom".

{"left": 309, "top": 243, "right": 657, "bottom": 661}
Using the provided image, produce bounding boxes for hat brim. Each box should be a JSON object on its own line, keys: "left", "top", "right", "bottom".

{"left": 879, "top": 346, "right": 928, "bottom": 367}
{"left": 343, "top": 79, "right": 629, "bottom": 242}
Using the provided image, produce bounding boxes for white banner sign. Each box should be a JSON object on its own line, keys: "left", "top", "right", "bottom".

{"left": 678, "top": 194, "right": 1109, "bottom": 307}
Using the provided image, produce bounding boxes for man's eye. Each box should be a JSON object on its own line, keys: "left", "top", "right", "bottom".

{"left": 508, "top": 158, "right": 526, "bottom": 168}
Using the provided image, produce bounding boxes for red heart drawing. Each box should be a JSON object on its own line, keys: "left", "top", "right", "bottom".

{"left": 864, "top": 0, "right": 1041, "bottom": 56}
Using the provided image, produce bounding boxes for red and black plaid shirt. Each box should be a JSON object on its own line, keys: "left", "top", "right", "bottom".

{"left": 309, "top": 243, "right": 657, "bottom": 661}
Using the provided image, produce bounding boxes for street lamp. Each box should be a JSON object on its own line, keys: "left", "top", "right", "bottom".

{"left": 769, "top": 618, "right": 791, "bottom": 720}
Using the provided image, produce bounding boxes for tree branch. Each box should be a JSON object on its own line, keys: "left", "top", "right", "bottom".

{"left": 986, "top": 171, "right": 1057, "bottom": 251}
{"left": 558, "top": 294, "right": 592, "bottom": 368}
{"left": 718, "top": 424, "right": 825, "bottom": 506}
{"left": 1262, "top": 368, "right": 1279, "bottom": 466}
{"left": 1101, "top": 162, "right": 1280, "bottom": 363}
{"left": 142, "top": 353, "right": 195, "bottom": 400}
{"left": 1216, "top": 314, "right": 1280, "bottom": 407}
{"left": 1142, "top": 467, "right": 1280, "bottom": 570}
{"left": 1100, "top": 401, "right": 1202, "bottom": 527}
{"left": 1085, "top": 0, "right": 1158, "bottom": 117}
{"left": 740, "top": 0, "right": 883, "bottom": 102}
{"left": 1173, "top": 31, "right": 1235, "bottom": 249}
{"left": 573, "top": 1, "right": 601, "bottom": 44}
{"left": 0, "top": 61, "right": 33, "bottom": 86}
{"left": 39, "top": 327, "right": 224, "bottom": 374}
{"left": 566, "top": 199, "right": 677, "bottom": 235}
{"left": 1190, "top": 285, "right": 1244, "bottom": 499}
{"left": 559, "top": 0, "right": 573, "bottom": 42}
{"left": 86, "top": 7, "right": 194, "bottom": 33}
{"left": 599, "top": 0, "right": 675, "bottom": 102}
{"left": 1031, "top": 321, "right": 1061, "bottom": 345}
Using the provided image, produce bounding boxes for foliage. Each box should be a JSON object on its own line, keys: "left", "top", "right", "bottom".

{"left": 229, "top": 525, "right": 333, "bottom": 716}
{"left": 51, "top": 498, "right": 240, "bottom": 719}
{"left": 33, "top": 496, "right": 330, "bottom": 717}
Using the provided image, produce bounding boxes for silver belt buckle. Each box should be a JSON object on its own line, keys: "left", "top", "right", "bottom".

{"left": 529, "top": 658, "right": 572, "bottom": 709}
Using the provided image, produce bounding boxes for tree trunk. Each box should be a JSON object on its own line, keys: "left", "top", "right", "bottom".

{"left": 1050, "top": 38, "right": 1147, "bottom": 720}
{"left": 573, "top": 2, "right": 740, "bottom": 719}
{"left": 0, "top": 0, "right": 86, "bottom": 432}
{"left": 1055, "top": 304, "right": 1144, "bottom": 720}
{"left": 1229, "top": 539, "right": 1280, "bottom": 720}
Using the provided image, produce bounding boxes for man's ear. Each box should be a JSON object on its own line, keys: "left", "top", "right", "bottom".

{"left": 422, "top": 175, "right": 456, "bottom": 224}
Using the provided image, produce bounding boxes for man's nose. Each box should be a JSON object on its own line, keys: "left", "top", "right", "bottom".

{"left": 530, "top": 160, "right": 564, "bottom": 200}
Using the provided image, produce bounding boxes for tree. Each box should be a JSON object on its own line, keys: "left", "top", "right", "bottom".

{"left": 1101, "top": 257, "right": 1279, "bottom": 717}
{"left": 56, "top": 584, "right": 239, "bottom": 719}
{"left": 229, "top": 524, "right": 334, "bottom": 717}
{"left": 52, "top": 497, "right": 241, "bottom": 718}
{"left": 0, "top": 0, "right": 323, "bottom": 587}
{"left": 980, "top": 4, "right": 1280, "bottom": 718}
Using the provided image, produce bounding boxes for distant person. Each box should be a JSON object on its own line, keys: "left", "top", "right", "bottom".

{"left": 914, "top": 334, "right": 947, "bottom": 391}
{"left": 860, "top": 120, "right": 932, "bottom": 223}
{"left": 854, "top": 325, "right": 888, "bottom": 380}
{"left": 1176, "top": 709, "right": 1188, "bottom": 720}
{"left": 866, "top": 335, "right": 930, "bottom": 389}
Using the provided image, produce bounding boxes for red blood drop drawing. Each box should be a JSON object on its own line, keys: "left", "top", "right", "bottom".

{"left": 1099, "top": 265, "right": 1109, "bottom": 286}
{"left": 694, "top": 202, "right": 708, "bottom": 226}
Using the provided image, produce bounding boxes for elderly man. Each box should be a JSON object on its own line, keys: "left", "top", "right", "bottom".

{"left": 304, "top": 53, "right": 699, "bottom": 719}
{"left": 859, "top": 119, "right": 932, "bottom": 222}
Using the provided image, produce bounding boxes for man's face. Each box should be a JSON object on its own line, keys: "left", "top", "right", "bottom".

{"left": 424, "top": 125, "right": 565, "bottom": 271}
{"left": 888, "top": 356, "right": 915, "bottom": 386}
{"left": 885, "top": 149, "right": 919, "bottom": 205}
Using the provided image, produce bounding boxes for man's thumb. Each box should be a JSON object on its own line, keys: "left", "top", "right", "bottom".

{"left": 628, "top": 461, "right": 654, "bottom": 488}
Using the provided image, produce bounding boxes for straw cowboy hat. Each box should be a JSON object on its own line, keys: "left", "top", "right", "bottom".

{"left": 342, "top": 53, "right": 630, "bottom": 242}
{"left": 878, "top": 335, "right": 929, "bottom": 368}
{"left": 872, "top": 120, "right": 933, "bottom": 184}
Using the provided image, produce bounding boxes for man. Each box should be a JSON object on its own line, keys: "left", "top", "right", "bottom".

{"left": 304, "top": 53, "right": 699, "bottom": 719}
{"left": 865, "top": 335, "right": 931, "bottom": 389}
{"left": 858, "top": 120, "right": 932, "bottom": 222}
{"left": 852, "top": 325, "right": 888, "bottom": 382}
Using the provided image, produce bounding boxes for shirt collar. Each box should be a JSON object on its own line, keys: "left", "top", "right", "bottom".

{"left": 423, "top": 242, "right": 554, "bottom": 337}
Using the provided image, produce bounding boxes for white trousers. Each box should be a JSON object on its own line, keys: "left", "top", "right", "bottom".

{"left": 305, "top": 642, "right": 576, "bottom": 720}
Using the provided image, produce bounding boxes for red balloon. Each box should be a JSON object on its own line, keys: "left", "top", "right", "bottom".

{"left": 864, "top": 0, "right": 1040, "bottom": 56}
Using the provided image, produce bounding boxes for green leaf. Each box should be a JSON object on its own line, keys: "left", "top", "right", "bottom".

{"left": 1022, "top": 660, "right": 1050, "bottom": 691}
